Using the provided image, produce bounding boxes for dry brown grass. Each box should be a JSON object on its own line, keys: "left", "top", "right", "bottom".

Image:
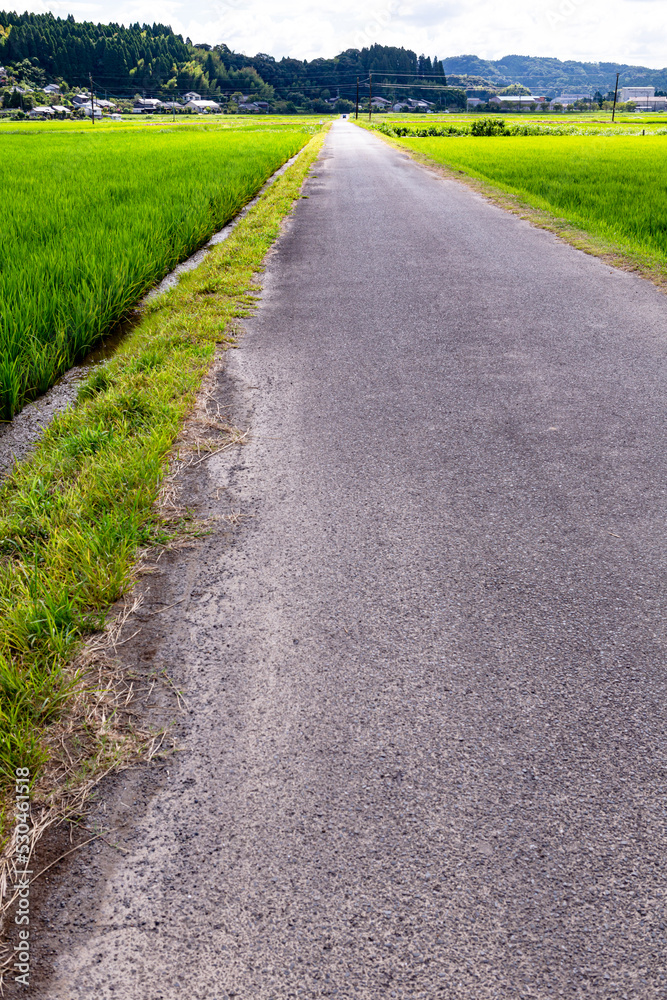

{"left": 0, "top": 348, "right": 250, "bottom": 979}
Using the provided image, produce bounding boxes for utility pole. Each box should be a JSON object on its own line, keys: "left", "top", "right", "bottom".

{"left": 89, "top": 72, "right": 95, "bottom": 125}
{"left": 368, "top": 73, "right": 372, "bottom": 121}
{"left": 612, "top": 71, "right": 619, "bottom": 122}
{"left": 355, "top": 77, "right": 359, "bottom": 119}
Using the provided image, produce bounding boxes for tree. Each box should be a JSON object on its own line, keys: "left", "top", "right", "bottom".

{"left": 499, "top": 83, "right": 530, "bottom": 95}
{"left": 432, "top": 56, "right": 446, "bottom": 83}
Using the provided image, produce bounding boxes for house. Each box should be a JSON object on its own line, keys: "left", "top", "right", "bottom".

{"left": 160, "top": 101, "right": 183, "bottom": 112}
{"left": 75, "top": 99, "right": 115, "bottom": 116}
{"left": 110, "top": 113, "right": 122, "bottom": 121}
{"left": 44, "top": 83, "right": 61, "bottom": 94}
{"left": 183, "top": 99, "right": 221, "bottom": 113}
{"left": 49, "top": 104, "right": 71, "bottom": 117}
{"left": 490, "top": 95, "right": 545, "bottom": 107}
{"left": 392, "top": 97, "right": 435, "bottom": 112}
{"left": 133, "top": 98, "right": 163, "bottom": 113}
{"left": 635, "top": 98, "right": 667, "bottom": 111}
{"left": 467, "top": 97, "right": 484, "bottom": 107}
{"left": 182, "top": 91, "right": 201, "bottom": 101}
{"left": 28, "top": 106, "right": 55, "bottom": 118}
{"left": 370, "top": 96, "right": 391, "bottom": 108}
{"left": 238, "top": 101, "right": 268, "bottom": 113}
{"left": 71, "top": 93, "right": 90, "bottom": 106}
{"left": 549, "top": 93, "right": 589, "bottom": 108}
{"left": 78, "top": 102, "right": 103, "bottom": 118}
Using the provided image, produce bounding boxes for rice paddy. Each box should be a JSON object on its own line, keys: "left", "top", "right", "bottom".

{"left": 0, "top": 118, "right": 323, "bottom": 419}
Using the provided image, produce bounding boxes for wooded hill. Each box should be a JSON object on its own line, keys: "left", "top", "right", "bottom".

{"left": 442, "top": 53, "right": 667, "bottom": 96}
{"left": 0, "top": 13, "right": 462, "bottom": 107}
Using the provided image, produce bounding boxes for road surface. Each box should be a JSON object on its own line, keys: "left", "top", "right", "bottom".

{"left": 33, "top": 121, "right": 666, "bottom": 999}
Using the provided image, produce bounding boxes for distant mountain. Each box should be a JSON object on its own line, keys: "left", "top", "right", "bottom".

{"left": 442, "top": 54, "right": 667, "bottom": 96}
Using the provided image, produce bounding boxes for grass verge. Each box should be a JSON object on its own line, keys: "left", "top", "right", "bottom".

{"left": 0, "top": 129, "right": 327, "bottom": 856}
{"left": 358, "top": 122, "right": 667, "bottom": 291}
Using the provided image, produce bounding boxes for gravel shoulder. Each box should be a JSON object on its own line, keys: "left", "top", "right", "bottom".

{"left": 22, "top": 121, "right": 667, "bottom": 1000}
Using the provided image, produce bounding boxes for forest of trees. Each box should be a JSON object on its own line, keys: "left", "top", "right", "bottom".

{"left": 0, "top": 13, "right": 463, "bottom": 108}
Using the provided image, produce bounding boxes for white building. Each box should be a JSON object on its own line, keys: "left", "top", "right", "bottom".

{"left": 184, "top": 99, "right": 221, "bottom": 113}
{"left": 620, "top": 86, "right": 654, "bottom": 101}
{"left": 619, "top": 86, "right": 666, "bottom": 110}
{"left": 78, "top": 102, "right": 103, "bottom": 118}
{"left": 182, "top": 91, "right": 201, "bottom": 101}
{"left": 490, "top": 95, "right": 545, "bottom": 107}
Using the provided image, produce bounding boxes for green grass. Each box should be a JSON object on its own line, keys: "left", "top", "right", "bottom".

{"left": 0, "top": 119, "right": 323, "bottom": 419}
{"left": 382, "top": 133, "right": 667, "bottom": 269}
{"left": 0, "top": 129, "right": 326, "bottom": 830}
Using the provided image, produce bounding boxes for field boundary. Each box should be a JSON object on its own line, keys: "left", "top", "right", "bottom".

{"left": 1, "top": 122, "right": 321, "bottom": 422}
{"left": 359, "top": 122, "right": 667, "bottom": 293}
{"left": 0, "top": 126, "right": 328, "bottom": 948}
{"left": 0, "top": 146, "right": 309, "bottom": 482}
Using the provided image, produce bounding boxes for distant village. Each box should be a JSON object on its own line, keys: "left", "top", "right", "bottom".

{"left": 2, "top": 57, "right": 666, "bottom": 121}
{"left": 465, "top": 86, "right": 667, "bottom": 113}
{"left": 0, "top": 73, "right": 276, "bottom": 118}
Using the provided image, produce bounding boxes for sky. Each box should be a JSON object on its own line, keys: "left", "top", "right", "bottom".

{"left": 22, "top": 0, "right": 667, "bottom": 67}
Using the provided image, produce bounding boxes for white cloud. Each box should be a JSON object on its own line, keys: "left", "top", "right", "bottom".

{"left": 17, "top": 0, "right": 667, "bottom": 67}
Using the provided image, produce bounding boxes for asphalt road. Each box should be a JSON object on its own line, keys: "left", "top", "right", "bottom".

{"left": 36, "top": 121, "right": 666, "bottom": 999}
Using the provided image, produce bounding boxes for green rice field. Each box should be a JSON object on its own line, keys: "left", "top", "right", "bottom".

{"left": 385, "top": 132, "right": 667, "bottom": 267}
{"left": 366, "top": 111, "right": 667, "bottom": 133}
{"left": 0, "top": 118, "right": 323, "bottom": 420}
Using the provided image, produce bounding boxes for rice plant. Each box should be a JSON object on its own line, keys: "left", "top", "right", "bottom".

{"left": 0, "top": 121, "right": 314, "bottom": 419}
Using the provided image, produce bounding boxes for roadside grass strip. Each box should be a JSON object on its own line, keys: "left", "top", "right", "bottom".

{"left": 0, "top": 121, "right": 320, "bottom": 420}
{"left": 0, "top": 129, "right": 327, "bottom": 848}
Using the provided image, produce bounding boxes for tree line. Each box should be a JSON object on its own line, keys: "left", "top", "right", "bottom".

{"left": 0, "top": 13, "right": 464, "bottom": 109}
